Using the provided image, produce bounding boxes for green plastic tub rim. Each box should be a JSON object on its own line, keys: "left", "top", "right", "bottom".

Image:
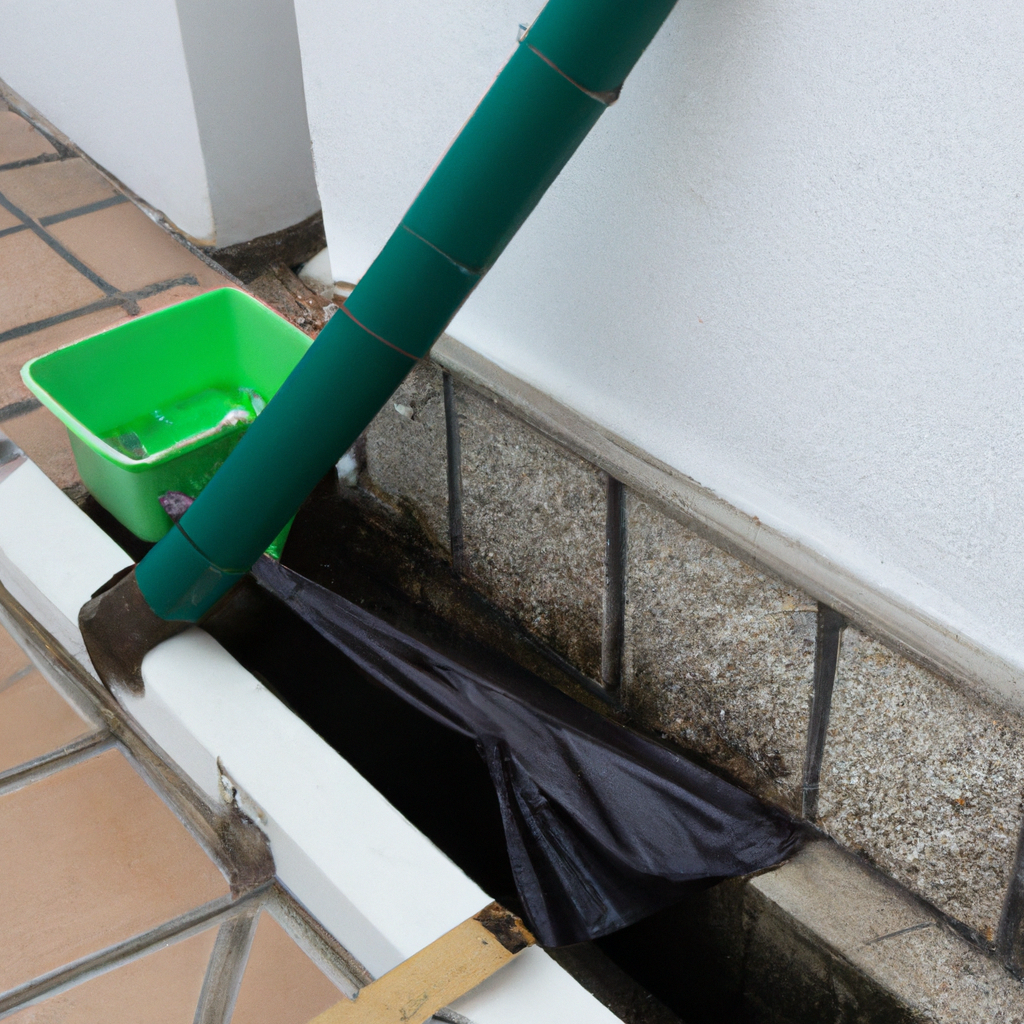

{"left": 20, "top": 287, "right": 312, "bottom": 543}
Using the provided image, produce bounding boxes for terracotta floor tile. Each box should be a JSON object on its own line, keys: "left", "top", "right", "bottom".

{"left": 0, "top": 624, "right": 32, "bottom": 682}
{"left": 231, "top": 911, "right": 344, "bottom": 1024}
{"left": 0, "top": 231, "right": 106, "bottom": 334}
{"left": 5, "top": 924, "right": 218, "bottom": 1024}
{"left": 0, "top": 306, "right": 127, "bottom": 409}
{"left": 2, "top": 405, "right": 80, "bottom": 490}
{"left": 48, "top": 202, "right": 226, "bottom": 293}
{"left": 0, "top": 747, "right": 229, "bottom": 992}
{"left": 0, "top": 670, "right": 92, "bottom": 774}
{"left": 0, "top": 112, "right": 57, "bottom": 167}
{"left": 0, "top": 159, "right": 119, "bottom": 222}
{"left": 0, "top": 283, "right": 231, "bottom": 412}
{"left": 0, "top": 205, "right": 22, "bottom": 233}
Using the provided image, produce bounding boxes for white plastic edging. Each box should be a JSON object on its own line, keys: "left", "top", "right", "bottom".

{"left": 134, "top": 632, "right": 619, "bottom": 1021}
{"left": 0, "top": 452, "right": 619, "bottom": 1023}
{"left": 0, "top": 458, "right": 131, "bottom": 671}
{"left": 135, "top": 629, "right": 488, "bottom": 976}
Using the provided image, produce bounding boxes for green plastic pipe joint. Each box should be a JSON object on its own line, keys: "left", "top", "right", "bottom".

{"left": 135, "top": 0, "right": 678, "bottom": 621}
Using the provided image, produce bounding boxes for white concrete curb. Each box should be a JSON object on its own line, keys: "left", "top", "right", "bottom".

{"left": 0, "top": 447, "right": 618, "bottom": 1023}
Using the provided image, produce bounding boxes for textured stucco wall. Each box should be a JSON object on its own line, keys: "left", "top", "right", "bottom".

{"left": 293, "top": 0, "right": 1024, "bottom": 692}
{"left": 0, "top": 0, "right": 319, "bottom": 246}
{"left": 0, "top": 0, "right": 214, "bottom": 240}
{"left": 174, "top": 0, "right": 321, "bottom": 246}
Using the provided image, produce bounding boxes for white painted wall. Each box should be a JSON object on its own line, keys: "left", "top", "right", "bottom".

{"left": 0, "top": 0, "right": 214, "bottom": 240}
{"left": 0, "top": 0, "right": 320, "bottom": 246}
{"left": 294, "top": 0, "right": 1024, "bottom": 689}
{"left": 174, "top": 0, "right": 321, "bottom": 246}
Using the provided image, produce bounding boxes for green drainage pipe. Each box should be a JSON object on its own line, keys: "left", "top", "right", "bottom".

{"left": 136, "top": 0, "right": 678, "bottom": 621}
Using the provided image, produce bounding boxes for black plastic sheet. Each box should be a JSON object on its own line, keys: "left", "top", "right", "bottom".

{"left": 252, "top": 558, "right": 803, "bottom": 946}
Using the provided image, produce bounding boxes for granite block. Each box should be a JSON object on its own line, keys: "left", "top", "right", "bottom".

{"left": 623, "top": 495, "right": 816, "bottom": 807}
{"left": 363, "top": 360, "right": 450, "bottom": 552}
{"left": 457, "top": 385, "right": 605, "bottom": 679}
{"left": 818, "top": 627, "right": 1024, "bottom": 939}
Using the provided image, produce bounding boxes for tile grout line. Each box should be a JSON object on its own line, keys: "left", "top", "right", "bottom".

{"left": 0, "top": 398, "right": 41, "bottom": 424}
{"left": 0, "top": 98, "right": 75, "bottom": 161}
{"left": 263, "top": 885, "right": 368, "bottom": 992}
{"left": 0, "top": 273, "right": 199, "bottom": 344}
{"left": 800, "top": 603, "right": 846, "bottom": 820}
{"left": 0, "top": 186, "right": 119, "bottom": 296}
{"left": 192, "top": 906, "right": 259, "bottom": 1024}
{"left": 0, "top": 661, "right": 35, "bottom": 693}
{"left": 600, "top": 476, "right": 626, "bottom": 691}
{"left": 0, "top": 886, "right": 271, "bottom": 1017}
{"left": 0, "top": 151, "right": 64, "bottom": 174}
{"left": 38, "top": 193, "right": 128, "bottom": 227}
{"left": 0, "top": 293, "right": 127, "bottom": 343}
{"left": 260, "top": 888, "right": 468, "bottom": 1024}
{"left": 0, "top": 191, "right": 129, "bottom": 242}
{"left": 0, "top": 81, "right": 247, "bottom": 292}
{"left": 0, "top": 574, "right": 274, "bottom": 901}
{"left": 0, "top": 730, "right": 113, "bottom": 798}
{"left": 0, "top": 436, "right": 25, "bottom": 471}
{"left": 442, "top": 370, "right": 468, "bottom": 576}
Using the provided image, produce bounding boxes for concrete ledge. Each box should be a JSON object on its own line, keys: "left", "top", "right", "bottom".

{"left": 738, "top": 841, "right": 1024, "bottom": 1022}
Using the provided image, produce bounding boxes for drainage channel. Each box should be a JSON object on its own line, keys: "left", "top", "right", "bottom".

{"left": 81, "top": 481, "right": 778, "bottom": 1024}
{"left": 202, "top": 575, "right": 742, "bottom": 1024}
{"left": 199, "top": 484, "right": 795, "bottom": 1024}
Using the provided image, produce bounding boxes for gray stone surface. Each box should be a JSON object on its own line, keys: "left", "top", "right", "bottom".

{"left": 363, "top": 360, "right": 450, "bottom": 553}
{"left": 819, "top": 626, "right": 1024, "bottom": 939}
{"left": 457, "top": 384, "right": 605, "bottom": 680}
{"left": 623, "top": 495, "right": 816, "bottom": 808}
{"left": 748, "top": 841, "right": 1024, "bottom": 1023}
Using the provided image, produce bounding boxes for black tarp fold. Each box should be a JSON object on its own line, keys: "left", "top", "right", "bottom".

{"left": 252, "top": 557, "right": 802, "bottom": 946}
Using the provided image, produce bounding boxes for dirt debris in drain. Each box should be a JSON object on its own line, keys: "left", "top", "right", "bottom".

{"left": 247, "top": 260, "right": 337, "bottom": 336}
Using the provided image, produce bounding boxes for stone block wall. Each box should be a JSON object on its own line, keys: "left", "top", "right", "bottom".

{"left": 458, "top": 386, "right": 606, "bottom": 681}
{"left": 624, "top": 496, "right": 816, "bottom": 812}
{"left": 819, "top": 628, "right": 1024, "bottom": 942}
{"left": 356, "top": 353, "right": 1024, "bottom": 962}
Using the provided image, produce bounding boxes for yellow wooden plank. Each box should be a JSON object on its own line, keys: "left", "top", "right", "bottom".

{"left": 309, "top": 904, "right": 534, "bottom": 1024}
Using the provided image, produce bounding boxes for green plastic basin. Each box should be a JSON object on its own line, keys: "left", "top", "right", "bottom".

{"left": 21, "top": 288, "right": 312, "bottom": 549}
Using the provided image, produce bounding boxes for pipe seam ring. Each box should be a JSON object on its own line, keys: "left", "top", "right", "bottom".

{"left": 526, "top": 43, "right": 622, "bottom": 106}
